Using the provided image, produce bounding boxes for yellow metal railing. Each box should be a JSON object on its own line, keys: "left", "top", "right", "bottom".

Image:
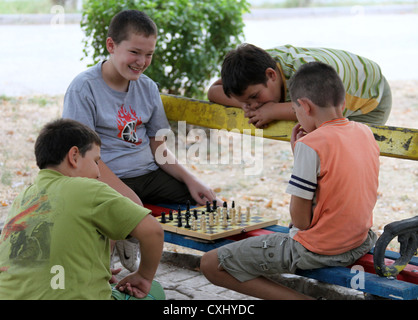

{"left": 161, "top": 94, "right": 418, "bottom": 161}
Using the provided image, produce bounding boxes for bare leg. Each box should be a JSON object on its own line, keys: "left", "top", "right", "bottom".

{"left": 200, "top": 249, "right": 313, "bottom": 300}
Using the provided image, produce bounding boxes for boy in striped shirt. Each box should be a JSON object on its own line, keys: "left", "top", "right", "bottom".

{"left": 208, "top": 43, "right": 391, "bottom": 127}
{"left": 200, "top": 61, "right": 379, "bottom": 299}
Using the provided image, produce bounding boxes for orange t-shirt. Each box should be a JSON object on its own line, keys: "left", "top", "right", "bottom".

{"left": 286, "top": 118, "right": 380, "bottom": 255}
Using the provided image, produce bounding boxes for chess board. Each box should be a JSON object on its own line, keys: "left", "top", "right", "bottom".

{"left": 156, "top": 204, "right": 278, "bottom": 241}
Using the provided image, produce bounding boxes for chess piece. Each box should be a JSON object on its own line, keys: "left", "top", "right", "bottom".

{"left": 209, "top": 212, "right": 214, "bottom": 226}
{"left": 237, "top": 206, "right": 242, "bottom": 223}
{"left": 192, "top": 217, "right": 198, "bottom": 231}
{"left": 201, "top": 216, "right": 206, "bottom": 232}
{"left": 231, "top": 209, "right": 236, "bottom": 225}
{"left": 185, "top": 211, "right": 191, "bottom": 229}
{"left": 222, "top": 209, "right": 228, "bottom": 227}
{"left": 169, "top": 210, "right": 173, "bottom": 221}
{"left": 177, "top": 211, "right": 182, "bottom": 227}
{"left": 246, "top": 207, "right": 251, "bottom": 222}
{"left": 223, "top": 201, "right": 229, "bottom": 219}
{"left": 230, "top": 207, "right": 235, "bottom": 221}
{"left": 161, "top": 212, "right": 166, "bottom": 223}
{"left": 212, "top": 199, "right": 217, "bottom": 212}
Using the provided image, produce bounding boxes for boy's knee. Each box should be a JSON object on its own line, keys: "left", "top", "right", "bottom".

{"left": 200, "top": 249, "right": 219, "bottom": 278}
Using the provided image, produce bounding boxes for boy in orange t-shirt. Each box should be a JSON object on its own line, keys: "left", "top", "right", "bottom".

{"left": 200, "top": 62, "right": 379, "bottom": 300}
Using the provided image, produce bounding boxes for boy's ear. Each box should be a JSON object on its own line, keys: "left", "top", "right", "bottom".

{"left": 265, "top": 67, "right": 277, "bottom": 81}
{"left": 297, "top": 98, "right": 314, "bottom": 115}
{"left": 67, "top": 146, "right": 80, "bottom": 168}
{"left": 106, "top": 37, "right": 116, "bottom": 54}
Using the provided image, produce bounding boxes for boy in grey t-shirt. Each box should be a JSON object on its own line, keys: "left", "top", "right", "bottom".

{"left": 63, "top": 10, "right": 218, "bottom": 271}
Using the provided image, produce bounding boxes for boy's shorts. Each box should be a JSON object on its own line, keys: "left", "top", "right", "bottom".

{"left": 217, "top": 229, "right": 377, "bottom": 282}
{"left": 121, "top": 168, "right": 194, "bottom": 204}
{"left": 111, "top": 280, "right": 166, "bottom": 300}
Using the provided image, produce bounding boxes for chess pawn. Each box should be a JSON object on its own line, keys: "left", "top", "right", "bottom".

{"left": 230, "top": 208, "right": 236, "bottom": 223}
{"left": 237, "top": 206, "right": 242, "bottom": 223}
{"left": 160, "top": 212, "right": 166, "bottom": 223}
{"left": 216, "top": 207, "right": 221, "bottom": 225}
{"left": 201, "top": 216, "right": 207, "bottom": 233}
{"left": 222, "top": 207, "right": 227, "bottom": 219}
{"left": 191, "top": 216, "right": 197, "bottom": 231}
{"left": 231, "top": 211, "right": 236, "bottom": 225}
{"left": 209, "top": 212, "right": 214, "bottom": 227}
{"left": 246, "top": 207, "right": 251, "bottom": 222}
{"left": 222, "top": 210, "right": 228, "bottom": 227}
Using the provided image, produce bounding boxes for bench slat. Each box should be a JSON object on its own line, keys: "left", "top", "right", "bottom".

{"left": 296, "top": 267, "right": 418, "bottom": 300}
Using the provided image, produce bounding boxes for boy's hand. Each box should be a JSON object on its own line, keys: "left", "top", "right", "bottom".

{"left": 244, "top": 102, "right": 277, "bottom": 128}
{"left": 291, "top": 123, "right": 307, "bottom": 153}
{"left": 109, "top": 268, "right": 122, "bottom": 284}
{"left": 116, "top": 272, "right": 152, "bottom": 299}
{"left": 185, "top": 177, "right": 218, "bottom": 206}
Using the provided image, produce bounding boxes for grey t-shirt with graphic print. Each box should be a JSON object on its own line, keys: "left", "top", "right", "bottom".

{"left": 63, "top": 61, "right": 170, "bottom": 179}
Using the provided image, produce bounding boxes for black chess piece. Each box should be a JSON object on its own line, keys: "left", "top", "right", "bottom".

{"left": 193, "top": 209, "right": 198, "bottom": 220}
{"left": 169, "top": 210, "right": 173, "bottom": 221}
{"left": 212, "top": 199, "right": 217, "bottom": 212}
{"left": 185, "top": 211, "right": 191, "bottom": 229}
{"left": 177, "top": 211, "right": 182, "bottom": 227}
{"left": 161, "top": 212, "right": 166, "bottom": 223}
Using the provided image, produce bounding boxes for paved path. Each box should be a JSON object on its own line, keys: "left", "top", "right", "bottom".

{"left": 113, "top": 251, "right": 364, "bottom": 300}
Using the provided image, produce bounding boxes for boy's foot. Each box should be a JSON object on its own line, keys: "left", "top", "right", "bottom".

{"left": 115, "top": 238, "right": 140, "bottom": 272}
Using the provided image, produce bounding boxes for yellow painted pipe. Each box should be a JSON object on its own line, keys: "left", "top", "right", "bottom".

{"left": 161, "top": 94, "right": 418, "bottom": 161}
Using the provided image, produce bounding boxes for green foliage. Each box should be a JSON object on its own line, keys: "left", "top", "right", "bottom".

{"left": 81, "top": 0, "right": 250, "bottom": 98}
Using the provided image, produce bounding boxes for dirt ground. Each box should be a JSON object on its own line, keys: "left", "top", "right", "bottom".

{"left": 0, "top": 80, "right": 417, "bottom": 253}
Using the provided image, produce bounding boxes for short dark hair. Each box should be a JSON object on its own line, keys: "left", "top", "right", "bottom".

{"left": 221, "top": 43, "right": 277, "bottom": 97}
{"left": 107, "top": 10, "right": 157, "bottom": 45}
{"left": 35, "top": 119, "right": 101, "bottom": 169}
{"left": 288, "top": 61, "right": 346, "bottom": 108}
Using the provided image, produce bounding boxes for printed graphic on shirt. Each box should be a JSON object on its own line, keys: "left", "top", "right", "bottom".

{"left": 0, "top": 191, "right": 53, "bottom": 265}
{"left": 116, "top": 105, "right": 143, "bottom": 145}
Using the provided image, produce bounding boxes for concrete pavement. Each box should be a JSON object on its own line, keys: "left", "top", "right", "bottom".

{"left": 113, "top": 250, "right": 364, "bottom": 300}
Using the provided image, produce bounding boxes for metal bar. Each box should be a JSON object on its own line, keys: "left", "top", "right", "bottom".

{"left": 161, "top": 94, "right": 418, "bottom": 161}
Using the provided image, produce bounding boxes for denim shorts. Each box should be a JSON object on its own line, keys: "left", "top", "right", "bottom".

{"left": 217, "top": 230, "right": 377, "bottom": 282}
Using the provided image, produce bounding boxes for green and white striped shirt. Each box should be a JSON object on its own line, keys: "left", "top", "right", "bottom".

{"left": 267, "top": 45, "right": 385, "bottom": 117}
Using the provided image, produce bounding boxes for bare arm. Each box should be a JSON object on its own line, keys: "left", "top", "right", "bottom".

{"left": 98, "top": 160, "right": 143, "bottom": 206}
{"left": 116, "top": 214, "right": 164, "bottom": 298}
{"left": 207, "top": 79, "right": 242, "bottom": 108}
{"left": 289, "top": 195, "right": 312, "bottom": 230}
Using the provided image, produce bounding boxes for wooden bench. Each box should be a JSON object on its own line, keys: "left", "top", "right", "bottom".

{"left": 154, "top": 93, "right": 418, "bottom": 300}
